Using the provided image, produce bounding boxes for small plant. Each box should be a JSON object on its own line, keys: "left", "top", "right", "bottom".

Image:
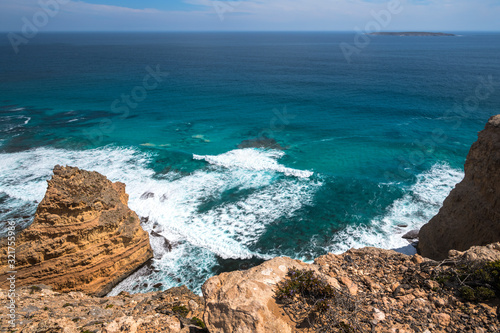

{"left": 62, "top": 303, "right": 72, "bottom": 308}
{"left": 191, "top": 317, "right": 206, "bottom": 329}
{"left": 275, "top": 268, "right": 336, "bottom": 309}
{"left": 43, "top": 306, "right": 48, "bottom": 311}
{"left": 172, "top": 305, "right": 189, "bottom": 317}
{"left": 30, "top": 285, "right": 42, "bottom": 294}
{"left": 81, "top": 330, "right": 93, "bottom": 333}
{"left": 105, "top": 304, "right": 114, "bottom": 309}
{"left": 275, "top": 268, "right": 363, "bottom": 332}
{"left": 435, "top": 259, "right": 500, "bottom": 303}
{"left": 459, "top": 286, "right": 476, "bottom": 301}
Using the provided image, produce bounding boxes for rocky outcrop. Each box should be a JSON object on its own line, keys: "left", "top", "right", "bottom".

{"left": 0, "top": 165, "right": 153, "bottom": 296}
{"left": 202, "top": 257, "right": 307, "bottom": 333}
{"left": 203, "top": 247, "right": 500, "bottom": 333}
{"left": 448, "top": 242, "right": 500, "bottom": 263}
{"left": 5, "top": 244, "right": 500, "bottom": 332}
{"left": 202, "top": 256, "right": 343, "bottom": 333}
{"left": 418, "top": 115, "right": 500, "bottom": 260}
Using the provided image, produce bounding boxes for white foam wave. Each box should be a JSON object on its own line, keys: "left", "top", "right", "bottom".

{"left": 193, "top": 148, "right": 313, "bottom": 178}
{"left": 0, "top": 115, "right": 31, "bottom": 132}
{"left": 327, "top": 163, "right": 464, "bottom": 254}
{"left": 0, "top": 146, "right": 319, "bottom": 294}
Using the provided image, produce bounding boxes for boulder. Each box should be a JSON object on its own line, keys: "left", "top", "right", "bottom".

{"left": 0, "top": 165, "right": 153, "bottom": 296}
{"left": 202, "top": 257, "right": 309, "bottom": 333}
{"left": 418, "top": 115, "right": 500, "bottom": 260}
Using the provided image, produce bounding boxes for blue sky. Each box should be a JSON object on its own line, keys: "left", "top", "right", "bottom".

{"left": 1, "top": 0, "right": 499, "bottom": 32}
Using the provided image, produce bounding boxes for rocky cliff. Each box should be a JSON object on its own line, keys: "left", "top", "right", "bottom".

{"left": 418, "top": 115, "right": 500, "bottom": 260}
{"left": 201, "top": 247, "right": 500, "bottom": 333}
{"left": 0, "top": 165, "right": 153, "bottom": 296}
{"left": 7, "top": 245, "right": 499, "bottom": 332}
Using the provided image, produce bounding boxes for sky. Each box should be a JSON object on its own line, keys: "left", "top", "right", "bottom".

{"left": 0, "top": 0, "right": 499, "bottom": 32}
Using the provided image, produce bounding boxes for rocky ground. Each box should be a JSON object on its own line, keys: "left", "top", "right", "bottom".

{"left": 310, "top": 247, "right": 500, "bottom": 333}
{"left": 2, "top": 245, "right": 500, "bottom": 332}
{"left": 0, "top": 285, "right": 206, "bottom": 333}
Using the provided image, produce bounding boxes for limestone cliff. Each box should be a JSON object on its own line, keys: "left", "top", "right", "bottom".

{"left": 418, "top": 115, "right": 500, "bottom": 260}
{"left": 0, "top": 165, "right": 153, "bottom": 296}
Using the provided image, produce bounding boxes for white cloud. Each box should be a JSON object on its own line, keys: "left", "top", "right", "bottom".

{"left": 0, "top": 0, "right": 498, "bottom": 31}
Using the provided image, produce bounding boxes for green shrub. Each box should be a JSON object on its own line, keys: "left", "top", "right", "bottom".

{"left": 436, "top": 259, "right": 500, "bottom": 303}
{"left": 275, "top": 268, "right": 362, "bottom": 332}
{"left": 172, "top": 305, "right": 189, "bottom": 317}
{"left": 105, "top": 304, "right": 114, "bottom": 309}
{"left": 191, "top": 317, "right": 206, "bottom": 329}
{"left": 30, "top": 285, "right": 42, "bottom": 294}
{"left": 275, "top": 268, "right": 336, "bottom": 312}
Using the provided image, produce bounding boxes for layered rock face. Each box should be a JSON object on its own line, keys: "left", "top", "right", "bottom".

{"left": 0, "top": 165, "right": 153, "bottom": 296}
{"left": 418, "top": 115, "right": 500, "bottom": 260}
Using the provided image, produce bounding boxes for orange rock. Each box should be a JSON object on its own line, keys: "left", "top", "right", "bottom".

{"left": 0, "top": 165, "right": 153, "bottom": 296}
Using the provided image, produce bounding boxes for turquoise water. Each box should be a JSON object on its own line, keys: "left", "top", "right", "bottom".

{"left": 0, "top": 32, "right": 499, "bottom": 294}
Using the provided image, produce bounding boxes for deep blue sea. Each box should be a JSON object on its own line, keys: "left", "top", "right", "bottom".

{"left": 0, "top": 32, "right": 499, "bottom": 294}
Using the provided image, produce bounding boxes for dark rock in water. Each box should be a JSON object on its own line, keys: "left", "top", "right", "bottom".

{"left": 402, "top": 230, "right": 420, "bottom": 240}
{"left": 160, "top": 193, "right": 169, "bottom": 202}
{"left": 238, "top": 137, "right": 285, "bottom": 150}
{"left": 141, "top": 216, "right": 149, "bottom": 224}
{"left": 153, "top": 283, "right": 163, "bottom": 289}
{"left": 151, "top": 230, "right": 173, "bottom": 252}
{"left": 397, "top": 224, "right": 408, "bottom": 228}
{"left": 140, "top": 191, "right": 155, "bottom": 200}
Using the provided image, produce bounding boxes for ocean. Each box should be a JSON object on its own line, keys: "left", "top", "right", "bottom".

{"left": 0, "top": 32, "right": 499, "bottom": 294}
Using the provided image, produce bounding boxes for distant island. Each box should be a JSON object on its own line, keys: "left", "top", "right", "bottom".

{"left": 369, "top": 32, "right": 456, "bottom": 37}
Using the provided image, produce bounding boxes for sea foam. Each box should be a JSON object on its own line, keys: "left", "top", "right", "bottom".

{"left": 193, "top": 148, "right": 314, "bottom": 178}
{"left": 0, "top": 146, "right": 318, "bottom": 294}
{"left": 327, "top": 163, "right": 464, "bottom": 255}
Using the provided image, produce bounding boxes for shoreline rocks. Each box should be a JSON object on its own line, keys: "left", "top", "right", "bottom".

{"left": 0, "top": 165, "right": 153, "bottom": 296}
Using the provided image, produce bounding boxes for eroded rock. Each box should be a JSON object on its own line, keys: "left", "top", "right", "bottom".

{"left": 0, "top": 165, "right": 153, "bottom": 296}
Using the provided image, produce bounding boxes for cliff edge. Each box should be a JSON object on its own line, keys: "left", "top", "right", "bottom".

{"left": 0, "top": 165, "right": 153, "bottom": 296}
{"left": 418, "top": 115, "right": 500, "bottom": 260}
